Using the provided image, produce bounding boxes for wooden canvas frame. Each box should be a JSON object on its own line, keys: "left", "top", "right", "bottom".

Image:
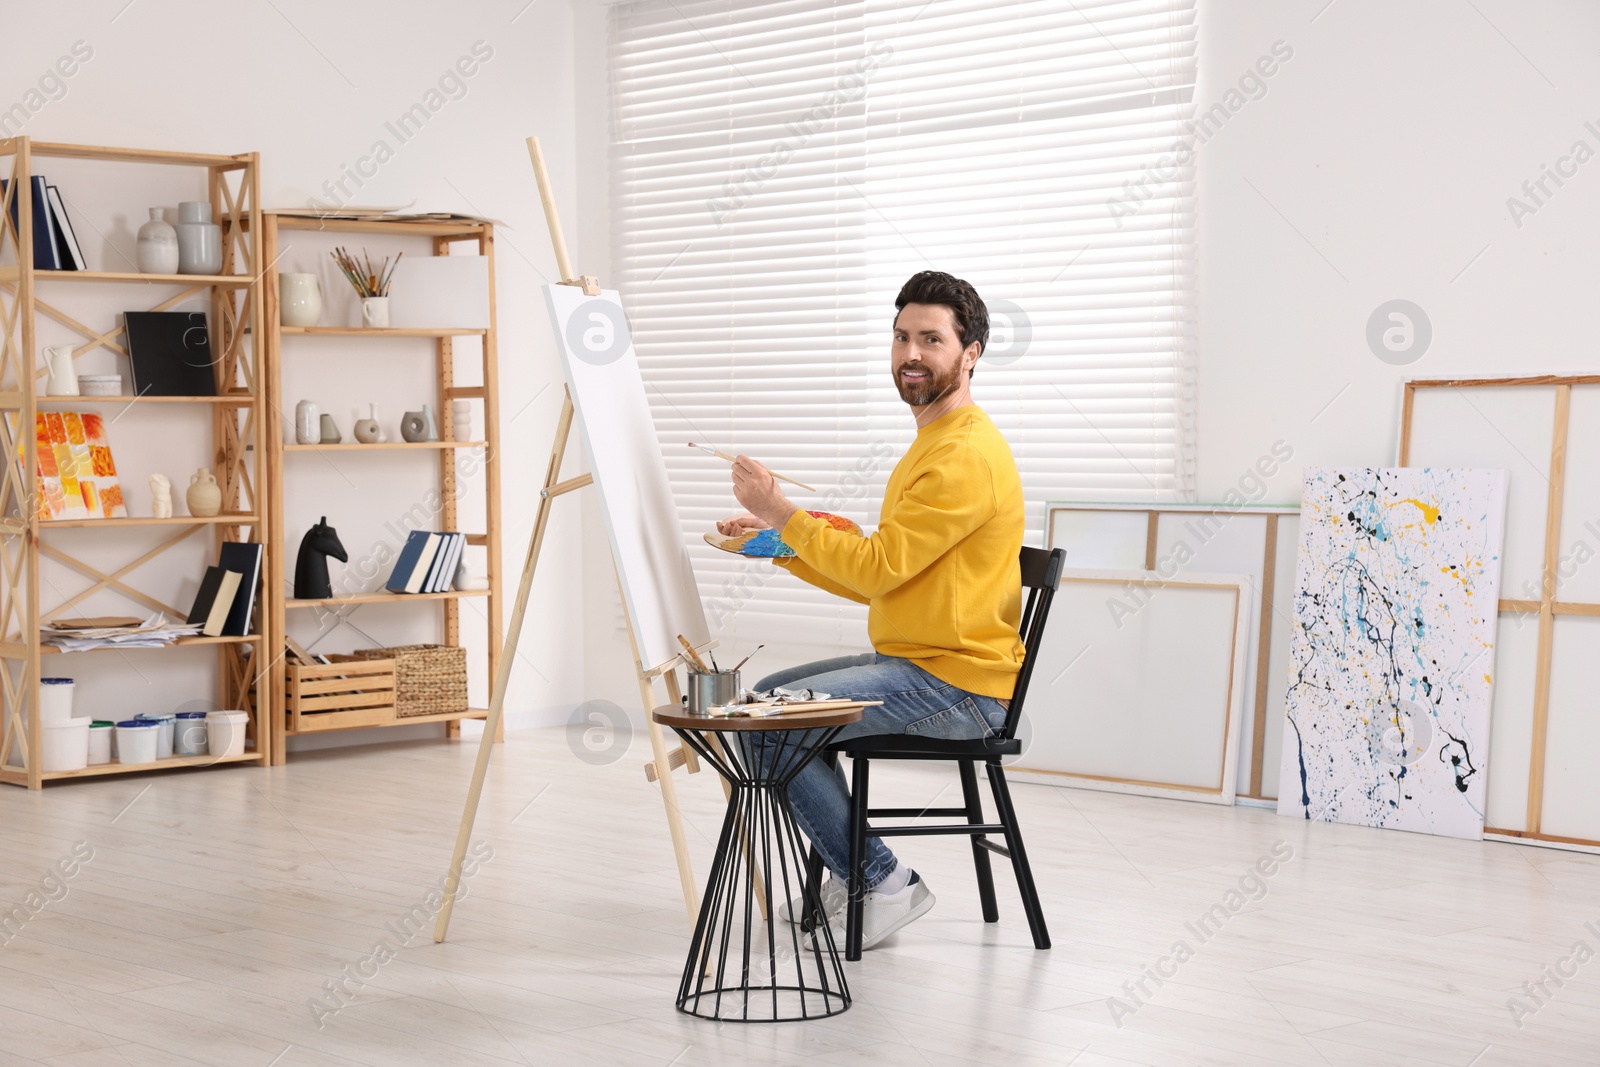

{"left": 1044, "top": 503, "right": 1297, "bottom": 799}
{"left": 1400, "top": 375, "right": 1600, "bottom": 849}
{"left": 1008, "top": 569, "right": 1251, "bottom": 806}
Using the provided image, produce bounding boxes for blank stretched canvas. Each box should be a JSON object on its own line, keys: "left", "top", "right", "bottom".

{"left": 1278, "top": 468, "right": 1507, "bottom": 839}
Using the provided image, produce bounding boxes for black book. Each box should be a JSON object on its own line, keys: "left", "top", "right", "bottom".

{"left": 187, "top": 566, "right": 241, "bottom": 637}
{"left": 217, "top": 541, "right": 263, "bottom": 637}
{"left": 124, "top": 311, "right": 218, "bottom": 397}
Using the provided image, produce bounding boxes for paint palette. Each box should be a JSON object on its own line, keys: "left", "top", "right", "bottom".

{"left": 704, "top": 512, "right": 861, "bottom": 556}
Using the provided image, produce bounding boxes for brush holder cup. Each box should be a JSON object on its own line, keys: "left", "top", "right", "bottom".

{"left": 684, "top": 669, "right": 742, "bottom": 714}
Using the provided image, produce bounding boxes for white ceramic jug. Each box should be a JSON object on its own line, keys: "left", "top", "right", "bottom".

{"left": 280, "top": 273, "right": 323, "bottom": 328}
{"left": 44, "top": 345, "right": 79, "bottom": 396}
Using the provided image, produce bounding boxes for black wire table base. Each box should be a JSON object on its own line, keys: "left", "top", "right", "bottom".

{"left": 668, "top": 723, "right": 851, "bottom": 1022}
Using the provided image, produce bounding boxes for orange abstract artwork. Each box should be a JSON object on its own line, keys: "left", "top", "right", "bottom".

{"left": 32, "top": 410, "right": 127, "bottom": 520}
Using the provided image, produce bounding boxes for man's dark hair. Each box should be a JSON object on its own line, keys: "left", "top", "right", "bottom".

{"left": 894, "top": 271, "right": 989, "bottom": 378}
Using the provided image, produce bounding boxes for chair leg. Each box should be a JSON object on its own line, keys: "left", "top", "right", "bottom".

{"left": 985, "top": 760, "right": 1050, "bottom": 950}
{"left": 846, "top": 755, "right": 870, "bottom": 961}
{"left": 799, "top": 751, "right": 838, "bottom": 933}
{"left": 958, "top": 759, "right": 999, "bottom": 923}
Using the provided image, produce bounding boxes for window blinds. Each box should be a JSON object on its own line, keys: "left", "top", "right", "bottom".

{"left": 608, "top": 0, "right": 1197, "bottom": 647}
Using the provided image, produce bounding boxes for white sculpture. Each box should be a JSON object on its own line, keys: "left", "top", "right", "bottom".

{"left": 149, "top": 474, "right": 172, "bottom": 518}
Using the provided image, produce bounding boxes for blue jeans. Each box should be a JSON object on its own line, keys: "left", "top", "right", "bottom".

{"left": 747, "top": 653, "right": 1009, "bottom": 891}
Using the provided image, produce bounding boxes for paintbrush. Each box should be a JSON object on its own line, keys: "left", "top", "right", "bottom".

{"left": 687, "top": 443, "right": 816, "bottom": 492}
{"left": 730, "top": 645, "right": 764, "bottom": 672}
{"left": 676, "top": 633, "right": 711, "bottom": 673}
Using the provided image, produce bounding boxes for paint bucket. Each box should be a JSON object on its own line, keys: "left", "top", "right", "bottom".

{"left": 136, "top": 713, "right": 176, "bottom": 759}
{"left": 87, "top": 721, "right": 113, "bottom": 765}
{"left": 40, "top": 677, "right": 75, "bottom": 723}
{"left": 685, "top": 669, "right": 742, "bottom": 713}
{"left": 115, "top": 720, "right": 160, "bottom": 765}
{"left": 41, "top": 717, "right": 89, "bottom": 772}
{"left": 206, "top": 710, "right": 249, "bottom": 757}
{"left": 174, "top": 712, "right": 208, "bottom": 756}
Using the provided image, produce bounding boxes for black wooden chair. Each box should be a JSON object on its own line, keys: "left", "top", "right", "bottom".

{"left": 823, "top": 545, "right": 1065, "bottom": 960}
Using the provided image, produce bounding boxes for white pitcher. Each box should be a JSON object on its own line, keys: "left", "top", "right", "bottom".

{"left": 280, "top": 273, "right": 323, "bottom": 328}
{"left": 44, "top": 345, "right": 79, "bottom": 396}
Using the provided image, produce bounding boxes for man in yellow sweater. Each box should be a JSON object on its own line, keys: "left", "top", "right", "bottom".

{"left": 717, "top": 271, "right": 1024, "bottom": 950}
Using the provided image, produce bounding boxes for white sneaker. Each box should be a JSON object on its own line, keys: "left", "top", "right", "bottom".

{"left": 814, "top": 874, "right": 936, "bottom": 951}
{"left": 778, "top": 876, "right": 846, "bottom": 926}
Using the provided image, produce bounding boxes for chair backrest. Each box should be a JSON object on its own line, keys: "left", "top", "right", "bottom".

{"left": 1000, "top": 546, "right": 1066, "bottom": 740}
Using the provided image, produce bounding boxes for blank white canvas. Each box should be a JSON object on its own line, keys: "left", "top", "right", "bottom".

{"left": 1011, "top": 569, "right": 1247, "bottom": 805}
{"left": 1278, "top": 468, "right": 1507, "bottom": 840}
{"left": 390, "top": 255, "right": 490, "bottom": 329}
{"left": 543, "top": 285, "right": 709, "bottom": 673}
{"left": 1403, "top": 387, "right": 1552, "bottom": 601}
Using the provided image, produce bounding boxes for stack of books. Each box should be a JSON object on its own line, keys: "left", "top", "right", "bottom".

{"left": 2, "top": 176, "right": 86, "bottom": 271}
{"left": 185, "top": 542, "right": 264, "bottom": 637}
{"left": 386, "top": 531, "right": 464, "bottom": 594}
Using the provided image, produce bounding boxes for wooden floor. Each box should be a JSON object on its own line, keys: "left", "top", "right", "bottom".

{"left": 0, "top": 727, "right": 1596, "bottom": 1066}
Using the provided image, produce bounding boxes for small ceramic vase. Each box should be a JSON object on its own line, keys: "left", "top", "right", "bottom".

{"left": 319, "top": 413, "right": 341, "bottom": 444}
{"left": 136, "top": 208, "right": 180, "bottom": 274}
{"left": 360, "top": 297, "right": 390, "bottom": 328}
{"left": 280, "top": 273, "right": 322, "bottom": 327}
{"left": 451, "top": 399, "right": 472, "bottom": 443}
{"left": 175, "top": 201, "right": 222, "bottom": 275}
{"left": 295, "top": 400, "right": 320, "bottom": 445}
{"left": 422, "top": 404, "right": 438, "bottom": 441}
{"left": 353, "top": 404, "right": 381, "bottom": 444}
{"left": 400, "top": 411, "right": 427, "bottom": 443}
{"left": 44, "top": 345, "right": 79, "bottom": 396}
{"left": 186, "top": 468, "right": 222, "bottom": 517}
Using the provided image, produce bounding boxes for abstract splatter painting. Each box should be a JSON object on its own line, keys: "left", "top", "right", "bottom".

{"left": 1278, "top": 468, "right": 1506, "bottom": 839}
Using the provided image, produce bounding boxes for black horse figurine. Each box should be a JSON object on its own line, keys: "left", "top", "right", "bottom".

{"left": 294, "top": 516, "right": 348, "bottom": 599}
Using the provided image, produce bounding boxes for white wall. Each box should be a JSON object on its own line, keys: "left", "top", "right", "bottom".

{"left": 4, "top": 1, "right": 588, "bottom": 738}
{"left": 1195, "top": 0, "right": 1600, "bottom": 502}
{"left": 573, "top": 0, "right": 1600, "bottom": 715}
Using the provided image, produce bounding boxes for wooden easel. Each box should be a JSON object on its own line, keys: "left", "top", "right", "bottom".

{"left": 433, "top": 137, "right": 711, "bottom": 942}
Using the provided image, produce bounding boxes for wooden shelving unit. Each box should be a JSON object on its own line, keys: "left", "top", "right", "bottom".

{"left": 260, "top": 213, "right": 502, "bottom": 759}
{"left": 0, "top": 138, "right": 272, "bottom": 787}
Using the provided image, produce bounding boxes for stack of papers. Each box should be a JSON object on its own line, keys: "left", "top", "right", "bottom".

{"left": 270, "top": 203, "right": 505, "bottom": 226}
{"left": 41, "top": 613, "right": 202, "bottom": 652}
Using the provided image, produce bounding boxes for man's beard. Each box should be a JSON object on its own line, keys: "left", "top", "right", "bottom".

{"left": 893, "top": 361, "right": 962, "bottom": 407}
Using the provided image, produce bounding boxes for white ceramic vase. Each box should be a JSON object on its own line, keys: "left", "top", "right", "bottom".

{"left": 176, "top": 201, "right": 222, "bottom": 275}
{"left": 295, "top": 400, "right": 320, "bottom": 445}
{"left": 136, "top": 208, "right": 180, "bottom": 274}
{"left": 280, "top": 273, "right": 322, "bottom": 327}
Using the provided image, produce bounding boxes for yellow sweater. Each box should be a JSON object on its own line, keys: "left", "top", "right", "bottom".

{"left": 774, "top": 405, "right": 1025, "bottom": 699}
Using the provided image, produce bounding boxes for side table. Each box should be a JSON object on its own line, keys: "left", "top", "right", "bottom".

{"left": 652, "top": 702, "right": 865, "bottom": 1022}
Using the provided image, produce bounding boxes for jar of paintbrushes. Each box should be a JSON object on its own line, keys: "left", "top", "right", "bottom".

{"left": 331, "top": 246, "right": 401, "bottom": 328}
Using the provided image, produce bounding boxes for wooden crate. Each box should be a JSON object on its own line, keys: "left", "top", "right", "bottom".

{"left": 286, "top": 655, "right": 396, "bottom": 733}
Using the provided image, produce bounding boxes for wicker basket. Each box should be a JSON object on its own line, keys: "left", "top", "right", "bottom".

{"left": 351, "top": 643, "right": 467, "bottom": 718}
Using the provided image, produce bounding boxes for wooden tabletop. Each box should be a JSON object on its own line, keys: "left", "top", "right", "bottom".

{"left": 652, "top": 702, "right": 867, "bottom": 732}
